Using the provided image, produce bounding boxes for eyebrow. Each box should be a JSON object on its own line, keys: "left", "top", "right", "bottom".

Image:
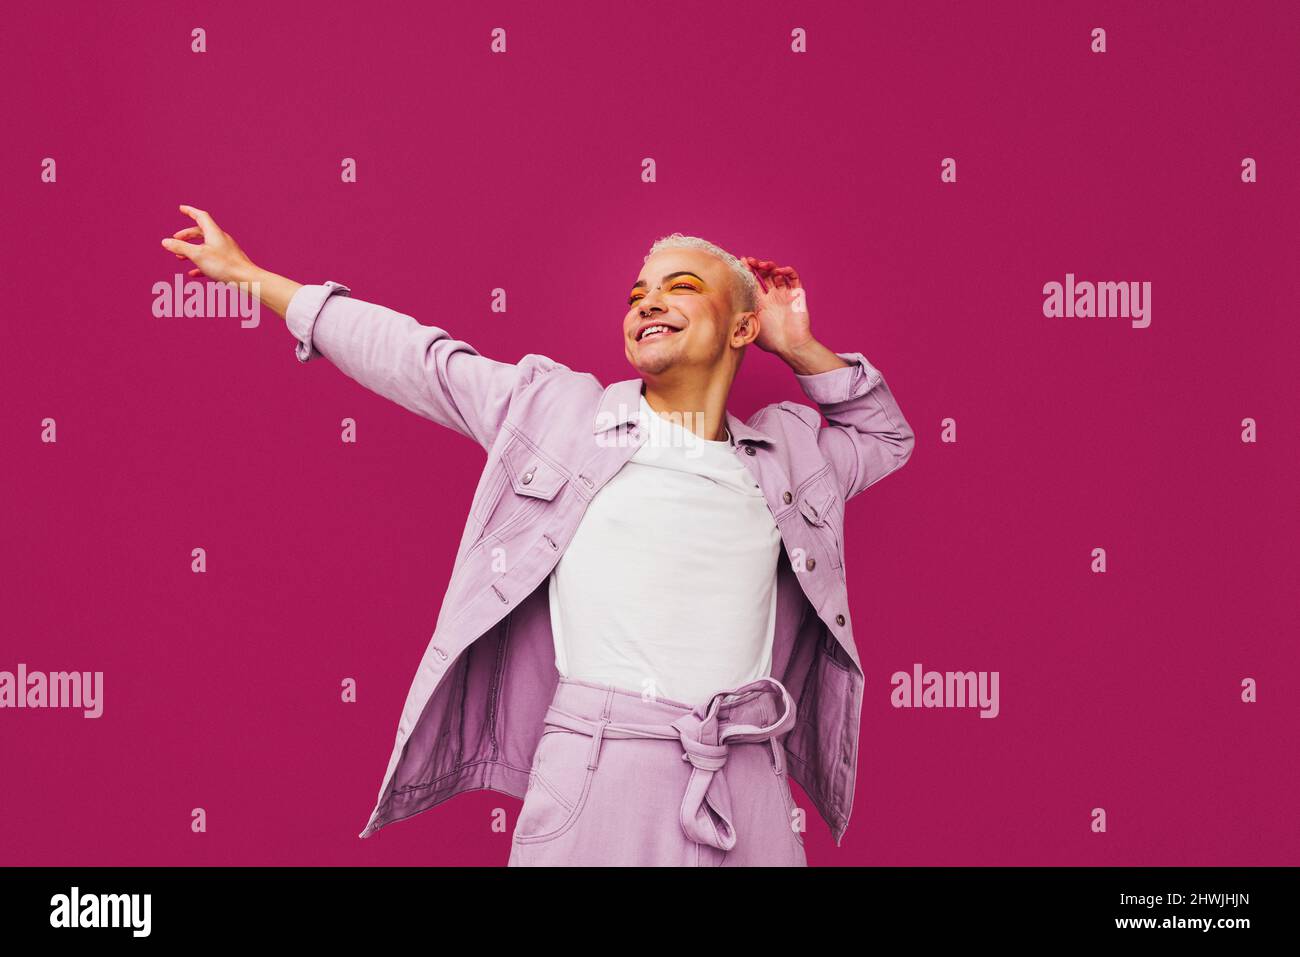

{"left": 630, "top": 271, "right": 704, "bottom": 290}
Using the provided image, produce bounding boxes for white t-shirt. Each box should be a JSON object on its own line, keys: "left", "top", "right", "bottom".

{"left": 547, "top": 391, "right": 781, "bottom": 707}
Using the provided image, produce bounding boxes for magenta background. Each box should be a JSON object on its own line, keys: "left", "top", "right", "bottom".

{"left": 2, "top": 0, "right": 1296, "bottom": 866}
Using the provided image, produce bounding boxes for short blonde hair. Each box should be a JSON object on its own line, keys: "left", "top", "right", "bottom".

{"left": 644, "top": 233, "right": 758, "bottom": 314}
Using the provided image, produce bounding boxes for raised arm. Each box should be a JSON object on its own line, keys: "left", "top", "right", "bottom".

{"left": 161, "top": 205, "right": 562, "bottom": 451}
{"left": 791, "top": 346, "right": 915, "bottom": 501}
{"left": 740, "top": 256, "right": 915, "bottom": 502}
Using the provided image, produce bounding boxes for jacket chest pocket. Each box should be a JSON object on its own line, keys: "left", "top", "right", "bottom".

{"left": 471, "top": 440, "right": 569, "bottom": 554}
{"left": 797, "top": 475, "right": 843, "bottom": 571}
{"left": 504, "top": 439, "right": 568, "bottom": 502}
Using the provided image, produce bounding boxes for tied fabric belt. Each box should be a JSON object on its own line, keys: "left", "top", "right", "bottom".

{"left": 541, "top": 677, "right": 797, "bottom": 851}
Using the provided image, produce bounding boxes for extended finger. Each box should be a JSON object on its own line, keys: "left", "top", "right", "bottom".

{"left": 178, "top": 205, "right": 220, "bottom": 239}
{"left": 172, "top": 226, "right": 203, "bottom": 241}
{"left": 161, "top": 237, "right": 202, "bottom": 259}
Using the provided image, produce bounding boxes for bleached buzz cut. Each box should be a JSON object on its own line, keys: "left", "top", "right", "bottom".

{"left": 643, "top": 233, "right": 758, "bottom": 315}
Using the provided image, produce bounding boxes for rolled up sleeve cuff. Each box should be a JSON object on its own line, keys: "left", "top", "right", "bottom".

{"left": 793, "top": 351, "right": 882, "bottom": 405}
{"left": 285, "top": 281, "right": 352, "bottom": 362}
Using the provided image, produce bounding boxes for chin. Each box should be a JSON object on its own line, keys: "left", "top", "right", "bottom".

{"left": 629, "top": 350, "right": 675, "bottom": 375}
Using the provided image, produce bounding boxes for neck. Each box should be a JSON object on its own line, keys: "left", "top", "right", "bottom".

{"left": 641, "top": 373, "right": 733, "bottom": 443}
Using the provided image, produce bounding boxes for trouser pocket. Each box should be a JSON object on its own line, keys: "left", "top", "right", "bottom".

{"left": 773, "top": 765, "right": 806, "bottom": 847}
{"left": 513, "top": 728, "right": 596, "bottom": 845}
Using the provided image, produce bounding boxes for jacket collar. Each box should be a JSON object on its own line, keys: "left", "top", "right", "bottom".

{"left": 593, "top": 377, "right": 775, "bottom": 446}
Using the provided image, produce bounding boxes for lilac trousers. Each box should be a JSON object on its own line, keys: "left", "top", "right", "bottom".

{"left": 508, "top": 675, "right": 809, "bottom": 866}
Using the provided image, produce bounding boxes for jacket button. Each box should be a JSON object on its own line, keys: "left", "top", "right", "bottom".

{"left": 783, "top": 491, "right": 792, "bottom": 504}
{"left": 835, "top": 614, "right": 845, "bottom": 626}
{"left": 806, "top": 557, "right": 816, "bottom": 571}
{"left": 522, "top": 468, "right": 535, "bottom": 485}
{"left": 744, "top": 446, "right": 756, "bottom": 456}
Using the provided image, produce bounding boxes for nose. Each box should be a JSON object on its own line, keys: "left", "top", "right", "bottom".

{"left": 637, "top": 285, "right": 667, "bottom": 317}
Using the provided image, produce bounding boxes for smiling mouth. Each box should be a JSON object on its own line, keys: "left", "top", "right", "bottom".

{"left": 637, "top": 324, "right": 681, "bottom": 342}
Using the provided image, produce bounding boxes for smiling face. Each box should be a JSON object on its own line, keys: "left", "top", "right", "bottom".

{"left": 624, "top": 248, "right": 748, "bottom": 378}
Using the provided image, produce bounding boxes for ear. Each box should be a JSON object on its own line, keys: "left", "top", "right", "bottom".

{"left": 733, "top": 310, "right": 759, "bottom": 347}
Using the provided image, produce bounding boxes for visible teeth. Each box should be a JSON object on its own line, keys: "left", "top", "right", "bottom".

{"left": 640, "top": 325, "right": 672, "bottom": 340}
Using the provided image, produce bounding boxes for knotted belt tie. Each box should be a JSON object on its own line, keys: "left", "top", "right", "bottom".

{"left": 540, "top": 677, "right": 797, "bottom": 851}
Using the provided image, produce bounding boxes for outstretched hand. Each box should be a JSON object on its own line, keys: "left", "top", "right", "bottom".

{"left": 159, "top": 205, "right": 303, "bottom": 319}
{"left": 739, "top": 256, "right": 813, "bottom": 358}
{"left": 160, "top": 206, "right": 257, "bottom": 285}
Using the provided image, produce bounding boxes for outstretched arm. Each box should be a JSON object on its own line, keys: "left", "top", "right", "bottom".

{"left": 741, "top": 256, "right": 915, "bottom": 502}
{"left": 160, "top": 205, "right": 560, "bottom": 451}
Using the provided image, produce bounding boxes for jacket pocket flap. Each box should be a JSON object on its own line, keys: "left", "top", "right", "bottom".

{"left": 505, "top": 446, "right": 567, "bottom": 501}
{"left": 798, "top": 477, "right": 836, "bottom": 526}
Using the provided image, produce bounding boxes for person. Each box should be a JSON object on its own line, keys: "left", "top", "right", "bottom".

{"left": 161, "top": 205, "right": 916, "bottom": 866}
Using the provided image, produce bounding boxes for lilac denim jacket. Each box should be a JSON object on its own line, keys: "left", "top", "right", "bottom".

{"left": 284, "top": 281, "right": 916, "bottom": 847}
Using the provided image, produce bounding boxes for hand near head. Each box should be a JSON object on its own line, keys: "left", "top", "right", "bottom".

{"left": 160, "top": 206, "right": 257, "bottom": 285}
{"left": 739, "top": 256, "right": 813, "bottom": 358}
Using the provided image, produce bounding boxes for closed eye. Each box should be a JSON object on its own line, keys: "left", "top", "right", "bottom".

{"left": 628, "top": 282, "right": 698, "bottom": 306}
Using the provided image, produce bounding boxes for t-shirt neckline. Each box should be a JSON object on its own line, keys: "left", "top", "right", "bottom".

{"left": 639, "top": 393, "right": 733, "bottom": 447}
